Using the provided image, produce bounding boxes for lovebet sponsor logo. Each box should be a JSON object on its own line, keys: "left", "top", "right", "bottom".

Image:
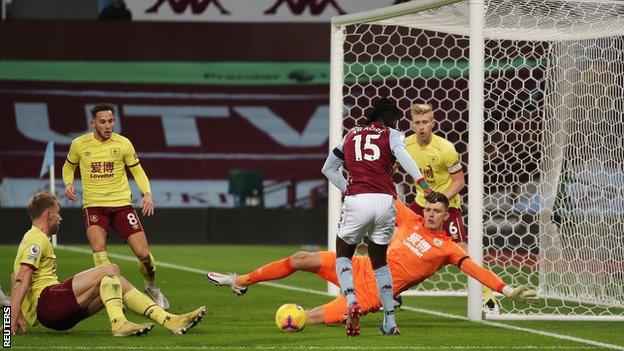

{"left": 2, "top": 306, "right": 9, "bottom": 348}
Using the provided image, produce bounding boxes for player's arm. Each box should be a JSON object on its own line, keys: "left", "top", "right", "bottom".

{"left": 455, "top": 255, "right": 539, "bottom": 305}
{"left": 62, "top": 141, "right": 80, "bottom": 202}
{"left": 444, "top": 169, "right": 465, "bottom": 200}
{"left": 390, "top": 130, "right": 431, "bottom": 195}
{"left": 321, "top": 146, "right": 347, "bottom": 193}
{"left": 128, "top": 163, "right": 154, "bottom": 216}
{"left": 443, "top": 147, "right": 465, "bottom": 200}
{"left": 62, "top": 161, "right": 78, "bottom": 201}
{"left": 10, "top": 264, "right": 33, "bottom": 335}
{"left": 125, "top": 140, "right": 154, "bottom": 216}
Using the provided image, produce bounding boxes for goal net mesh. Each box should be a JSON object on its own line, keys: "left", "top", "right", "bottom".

{"left": 335, "top": 0, "right": 624, "bottom": 318}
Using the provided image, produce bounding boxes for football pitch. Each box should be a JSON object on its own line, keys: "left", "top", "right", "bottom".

{"left": 1, "top": 244, "right": 622, "bottom": 350}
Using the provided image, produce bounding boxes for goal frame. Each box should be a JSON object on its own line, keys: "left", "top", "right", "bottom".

{"left": 328, "top": 0, "right": 485, "bottom": 321}
{"left": 327, "top": 0, "right": 624, "bottom": 321}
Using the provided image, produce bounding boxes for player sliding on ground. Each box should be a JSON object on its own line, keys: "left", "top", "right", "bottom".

{"left": 9, "top": 192, "right": 205, "bottom": 337}
{"left": 207, "top": 192, "right": 539, "bottom": 329}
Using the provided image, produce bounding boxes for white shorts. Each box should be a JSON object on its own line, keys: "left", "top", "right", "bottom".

{"left": 336, "top": 193, "right": 396, "bottom": 245}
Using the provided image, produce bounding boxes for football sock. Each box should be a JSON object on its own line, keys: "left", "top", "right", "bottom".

{"left": 93, "top": 251, "right": 111, "bottom": 266}
{"left": 123, "top": 287, "right": 172, "bottom": 325}
{"left": 246, "top": 258, "right": 294, "bottom": 285}
{"left": 374, "top": 265, "right": 396, "bottom": 330}
{"left": 336, "top": 257, "right": 356, "bottom": 306}
{"left": 483, "top": 286, "right": 495, "bottom": 301}
{"left": 100, "top": 276, "right": 126, "bottom": 328}
{"left": 138, "top": 253, "right": 156, "bottom": 286}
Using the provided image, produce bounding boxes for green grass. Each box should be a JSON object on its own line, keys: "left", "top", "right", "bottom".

{"left": 1, "top": 244, "right": 622, "bottom": 350}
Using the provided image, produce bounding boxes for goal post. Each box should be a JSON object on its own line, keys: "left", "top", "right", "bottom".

{"left": 328, "top": 0, "right": 624, "bottom": 320}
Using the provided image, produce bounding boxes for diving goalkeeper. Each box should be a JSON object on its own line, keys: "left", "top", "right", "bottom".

{"left": 207, "top": 192, "right": 539, "bottom": 325}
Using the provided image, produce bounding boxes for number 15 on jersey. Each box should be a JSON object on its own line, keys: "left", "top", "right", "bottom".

{"left": 353, "top": 134, "right": 381, "bottom": 161}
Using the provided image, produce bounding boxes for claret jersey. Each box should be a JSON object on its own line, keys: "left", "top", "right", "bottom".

{"left": 340, "top": 121, "right": 406, "bottom": 197}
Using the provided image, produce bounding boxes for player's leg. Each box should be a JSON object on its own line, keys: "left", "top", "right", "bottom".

{"left": 307, "top": 293, "right": 380, "bottom": 325}
{"left": 302, "top": 252, "right": 380, "bottom": 330}
{"left": 336, "top": 236, "right": 361, "bottom": 337}
{"left": 72, "top": 263, "right": 121, "bottom": 311}
{"left": 335, "top": 195, "right": 371, "bottom": 337}
{"left": 368, "top": 194, "right": 399, "bottom": 335}
{"left": 36, "top": 277, "right": 92, "bottom": 332}
{"left": 308, "top": 295, "right": 348, "bottom": 325}
{"left": 35, "top": 264, "right": 151, "bottom": 336}
{"left": 368, "top": 242, "right": 399, "bottom": 335}
{"left": 84, "top": 208, "right": 112, "bottom": 266}
{"left": 71, "top": 263, "right": 153, "bottom": 336}
{"left": 305, "top": 306, "right": 326, "bottom": 324}
{"left": 75, "top": 264, "right": 203, "bottom": 335}
{"left": 126, "top": 231, "right": 169, "bottom": 309}
{"left": 335, "top": 195, "right": 366, "bottom": 305}
{"left": 242, "top": 251, "right": 322, "bottom": 285}
{"left": 113, "top": 206, "right": 169, "bottom": 310}
{"left": 117, "top": 275, "right": 205, "bottom": 335}
{"left": 126, "top": 231, "right": 154, "bottom": 282}
{"left": 207, "top": 251, "right": 323, "bottom": 295}
{"left": 335, "top": 237, "right": 358, "bottom": 305}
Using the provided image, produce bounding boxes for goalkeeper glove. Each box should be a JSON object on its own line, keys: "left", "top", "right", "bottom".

{"left": 502, "top": 285, "right": 539, "bottom": 305}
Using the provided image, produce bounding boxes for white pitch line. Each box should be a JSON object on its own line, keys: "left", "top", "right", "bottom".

{"left": 56, "top": 245, "right": 624, "bottom": 351}
{"left": 400, "top": 306, "right": 623, "bottom": 351}
{"left": 57, "top": 245, "right": 328, "bottom": 296}
{"left": 10, "top": 346, "right": 600, "bottom": 350}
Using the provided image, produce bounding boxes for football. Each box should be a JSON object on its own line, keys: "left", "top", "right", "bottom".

{"left": 274, "top": 303, "right": 307, "bottom": 332}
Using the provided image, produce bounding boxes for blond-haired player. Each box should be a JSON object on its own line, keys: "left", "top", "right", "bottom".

{"left": 9, "top": 192, "right": 205, "bottom": 337}
{"left": 207, "top": 193, "right": 538, "bottom": 327}
{"left": 62, "top": 103, "right": 168, "bottom": 310}
{"left": 404, "top": 102, "right": 497, "bottom": 312}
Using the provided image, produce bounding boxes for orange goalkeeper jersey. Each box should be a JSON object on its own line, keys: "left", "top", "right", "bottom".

{"left": 387, "top": 200, "right": 506, "bottom": 295}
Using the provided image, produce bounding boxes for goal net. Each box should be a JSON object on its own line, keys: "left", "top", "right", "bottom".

{"left": 328, "top": 0, "right": 624, "bottom": 320}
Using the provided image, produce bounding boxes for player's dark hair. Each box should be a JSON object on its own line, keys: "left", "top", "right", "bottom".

{"left": 426, "top": 191, "right": 449, "bottom": 210}
{"left": 27, "top": 192, "right": 58, "bottom": 220}
{"left": 91, "top": 103, "right": 116, "bottom": 118}
{"left": 365, "top": 98, "right": 401, "bottom": 126}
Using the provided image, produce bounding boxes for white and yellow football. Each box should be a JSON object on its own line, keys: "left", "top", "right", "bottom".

{"left": 275, "top": 303, "right": 307, "bottom": 332}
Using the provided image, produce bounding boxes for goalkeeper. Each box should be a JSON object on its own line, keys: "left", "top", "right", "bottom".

{"left": 207, "top": 192, "right": 539, "bottom": 325}
{"left": 403, "top": 102, "right": 499, "bottom": 312}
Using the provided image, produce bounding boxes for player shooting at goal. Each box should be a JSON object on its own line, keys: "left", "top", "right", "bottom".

{"left": 207, "top": 192, "right": 538, "bottom": 328}
{"left": 320, "top": 98, "right": 431, "bottom": 336}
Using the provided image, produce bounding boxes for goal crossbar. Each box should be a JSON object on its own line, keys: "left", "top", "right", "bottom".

{"left": 328, "top": 0, "right": 624, "bottom": 321}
